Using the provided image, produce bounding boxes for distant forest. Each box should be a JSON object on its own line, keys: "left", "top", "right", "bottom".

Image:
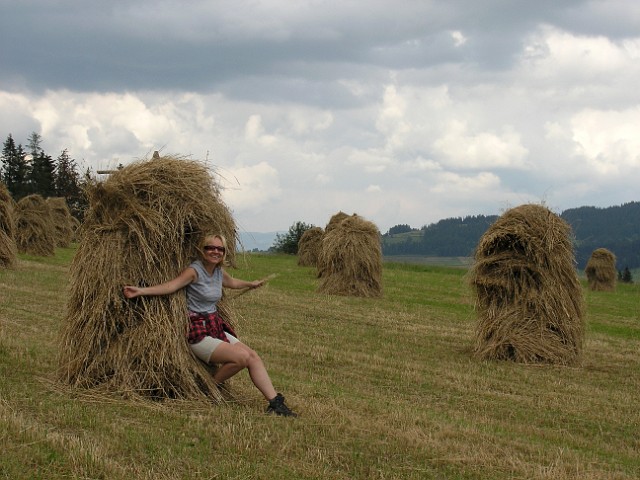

{"left": 381, "top": 202, "right": 640, "bottom": 270}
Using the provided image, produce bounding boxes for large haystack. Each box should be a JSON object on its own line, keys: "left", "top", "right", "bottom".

{"left": 325, "top": 211, "right": 350, "bottom": 233}
{"left": 0, "top": 182, "right": 17, "bottom": 268}
{"left": 317, "top": 214, "right": 383, "bottom": 298}
{"left": 15, "top": 194, "right": 56, "bottom": 256}
{"left": 584, "top": 248, "right": 617, "bottom": 291}
{"left": 297, "top": 226, "right": 324, "bottom": 267}
{"left": 58, "top": 154, "right": 238, "bottom": 401}
{"left": 468, "top": 204, "right": 585, "bottom": 365}
{"left": 46, "top": 197, "right": 75, "bottom": 248}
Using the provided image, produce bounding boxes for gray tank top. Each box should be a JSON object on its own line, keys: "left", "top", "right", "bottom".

{"left": 185, "top": 260, "right": 222, "bottom": 313}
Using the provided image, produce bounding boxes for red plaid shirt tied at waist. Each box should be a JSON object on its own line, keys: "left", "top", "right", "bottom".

{"left": 187, "top": 311, "right": 238, "bottom": 344}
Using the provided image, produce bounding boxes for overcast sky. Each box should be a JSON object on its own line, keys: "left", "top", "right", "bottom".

{"left": 1, "top": 1, "right": 639, "bottom": 234}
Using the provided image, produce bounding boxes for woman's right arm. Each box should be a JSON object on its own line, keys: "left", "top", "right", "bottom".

{"left": 123, "top": 267, "right": 197, "bottom": 299}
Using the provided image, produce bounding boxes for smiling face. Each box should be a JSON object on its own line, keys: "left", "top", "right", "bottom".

{"left": 201, "top": 234, "right": 227, "bottom": 266}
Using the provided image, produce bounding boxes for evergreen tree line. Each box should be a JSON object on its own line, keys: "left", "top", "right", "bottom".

{"left": 1, "top": 132, "right": 90, "bottom": 219}
{"left": 382, "top": 202, "right": 640, "bottom": 271}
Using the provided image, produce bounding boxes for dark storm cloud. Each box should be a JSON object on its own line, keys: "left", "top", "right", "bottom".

{"left": 2, "top": 0, "right": 617, "bottom": 97}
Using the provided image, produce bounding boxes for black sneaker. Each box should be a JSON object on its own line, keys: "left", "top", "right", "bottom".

{"left": 266, "top": 393, "right": 298, "bottom": 417}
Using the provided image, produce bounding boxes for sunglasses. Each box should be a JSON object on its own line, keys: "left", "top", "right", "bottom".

{"left": 203, "top": 245, "right": 225, "bottom": 253}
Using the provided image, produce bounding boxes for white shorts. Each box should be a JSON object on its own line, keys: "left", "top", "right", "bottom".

{"left": 189, "top": 332, "right": 240, "bottom": 364}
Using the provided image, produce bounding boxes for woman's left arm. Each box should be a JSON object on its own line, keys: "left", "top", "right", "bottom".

{"left": 222, "top": 269, "right": 265, "bottom": 290}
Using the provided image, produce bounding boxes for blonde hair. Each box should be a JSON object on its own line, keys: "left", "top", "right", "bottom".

{"left": 200, "top": 233, "right": 228, "bottom": 264}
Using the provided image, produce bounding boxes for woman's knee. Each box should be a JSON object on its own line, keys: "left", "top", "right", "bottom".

{"left": 231, "top": 346, "right": 252, "bottom": 368}
{"left": 209, "top": 342, "right": 251, "bottom": 367}
{"left": 245, "top": 348, "right": 264, "bottom": 366}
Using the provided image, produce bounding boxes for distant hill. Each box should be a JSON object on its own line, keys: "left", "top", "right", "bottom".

{"left": 382, "top": 201, "right": 640, "bottom": 270}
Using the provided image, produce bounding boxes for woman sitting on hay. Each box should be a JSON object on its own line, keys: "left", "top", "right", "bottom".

{"left": 124, "top": 233, "right": 297, "bottom": 417}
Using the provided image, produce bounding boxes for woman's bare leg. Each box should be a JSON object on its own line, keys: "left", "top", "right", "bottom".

{"left": 209, "top": 342, "right": 277, "bottom": 400}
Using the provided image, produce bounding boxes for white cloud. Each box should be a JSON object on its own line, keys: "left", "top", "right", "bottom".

{"left": 450, "top": 30, "right": 467, "bottom": 47}
{"left": 244, "top": 114, "right": 278, "bottom": 146}
{"left": 346, "top": 149, "right": 394, "bottom": 173}
{"left": 433, "top": 121, "right": 529, "bottom": 169}
{"left": 570, "top": 107, "right": 640, "bottom": 174}
{"left": 221, "top": 161, "right": 281, "bottom": 212}
{"left": 315, "top": 173, "right": 331, "bottom": 185}
{"left": 400, "top": 157, "right": 442, "bottom": 173}
{"left": 522, "top": 25, "right": 635, "bottom": 81}
{"left": 286, "top": 109, "right": 333, "bottom": 135}
{"left": 431, "top": 171, "right": 501, "bottom": 194}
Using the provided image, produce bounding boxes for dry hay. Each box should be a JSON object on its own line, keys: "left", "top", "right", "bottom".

{"left": 584, "top": 248, "right": 617, "bottom": 291}
{"left": 325, "top": 211, "right": 350, "bottom": 233}
{"left": 0, "top": 182, "right": 17, "bottom": 268}
{"left": 46, "top": 197, "right": 75, "bottom": 248}
{"left": 317, "top": 211, "right": 353, "bottom": 278}
{"left": 297, "top": 226, "right": 324, "bottom": 267}
{"left": 468, "top": 203, "right": 585, "bottom": 365}
{"left": 58, "top": 154, "right": 239, "bottom": 401}
{"left": 317, "top": 214, "right": 383, "bottom": 298}
{"left": 70, "top": 215, "right": 81, "bottom": 242}
{"left": 15, "top": 194, "right": 56, "bottom": 256}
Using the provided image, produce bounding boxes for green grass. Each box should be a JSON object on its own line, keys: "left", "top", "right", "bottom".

{"left": 1, "top": 247, "right": 639, "bottom": 479}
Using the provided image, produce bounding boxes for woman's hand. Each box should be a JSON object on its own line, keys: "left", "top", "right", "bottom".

{"left": 123, "top": 286, "right": 143, "bottom": 299}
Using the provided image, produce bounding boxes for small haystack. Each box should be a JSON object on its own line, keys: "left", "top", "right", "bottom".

{"left": 297, "top": 226, "right": 324, "bottom": 267}
{"left": 58, "top": 154, "right": 238, "bottom": 401}
{"left": 15, "top": 194, "right": 56, "bottom": 256}
{"left": 46, "top": 197, "right": 75, "bottom": 248}
{"left": 468, "top": 204, "right": 585, "bottom": 365}
{"left": 585, "top": 248, "right": 617, "bottom": 291}
{"left": 317, "top": 214, "right": 383, "bottom": 297}
{"left": 0, "top": 182, "right": 17, "bottom": 268}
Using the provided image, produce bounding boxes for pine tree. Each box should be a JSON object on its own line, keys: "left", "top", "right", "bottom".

{"left": 29, "top": 151, "right": 57, "bottom": 197}
{"left": 1, "top": 134, "right": 30, "bottom": 199}
{"left": 27, "top": 132, "right": 43, "bottom": 159}
{"left": 55, "top": 149, "right": 83, "bottom": 219}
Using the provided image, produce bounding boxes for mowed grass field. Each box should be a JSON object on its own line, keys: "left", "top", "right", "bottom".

{"left": 1, "top": 246, "right": 639, "bottom": 479}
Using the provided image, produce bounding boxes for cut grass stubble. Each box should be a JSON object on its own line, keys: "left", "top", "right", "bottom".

{"left": 1, "top": 248, "right": 639, "bottom": 479}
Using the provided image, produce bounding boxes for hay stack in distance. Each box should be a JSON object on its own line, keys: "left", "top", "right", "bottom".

{"left": 317, "top": 211, "right": 353, "bottom": 278}
{"left": 0, "top": 182, "right": 17, "bottom": 268}
{"left": 46, "top": 197, "right": 75, "bottom": 248}
{"left": 468, "top": 204, "right": 585, "bottom": 365}
{"left": 15, "top": 194, "right": 56, "bottom": 256}
{"left": 317, "top": 214, "right": 383, "bottom": 298}
{"left": 297, "top": 226, "right": 324, "bottom": 267}
{"left": 585, "top": 248, "right": 617, "bottom": 291}
{"left": 58, "top": 154, "right": 238, "bottom": 401}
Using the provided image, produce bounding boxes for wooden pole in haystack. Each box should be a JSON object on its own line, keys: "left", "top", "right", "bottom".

{"left": 58, "top": 154, "right": 239, "bottom": 401}
{"left": 317, "top": 214, "right": 383, "bottom": 298}
{"left": 297, "top": 226, "right": 324, "bottom": 267}
{"left": 0, "top": 182, "right": 17, "bottom": 268}
{"left": 585, "top": 248, "right": 617, "bottom": 291}
{"left": 468, "top": 204, "right": 585, "bottom": 365}
{"left": 46, "top": 197, "right": 75, "bottom": 248}
{"left": 15, "top": 194, "right": 56, "bottom": 256}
